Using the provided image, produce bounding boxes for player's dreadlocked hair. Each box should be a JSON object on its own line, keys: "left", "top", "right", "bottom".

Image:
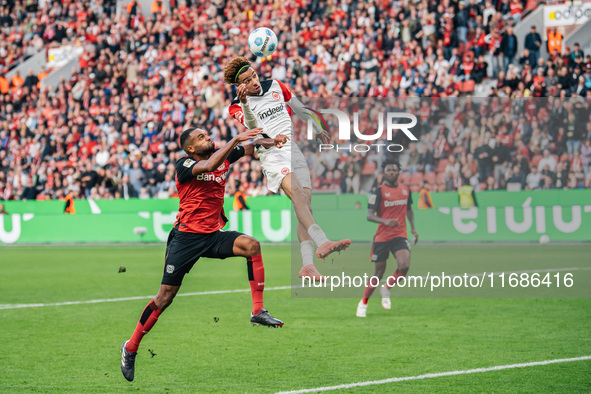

{"left": 223, "top": 57, "right": 251, "bottom": 85}
{"left": 180, "top": 128, "right": 197, "bottom": 150}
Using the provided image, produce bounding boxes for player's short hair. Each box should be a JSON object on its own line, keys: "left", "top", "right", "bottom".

{"left": 224, "top": 57, "right": 251, "bottom": 85}
{"left": 180, "top": 128, "right": 197, "bottom": 150}
{"left": 382, "top": 160, "right": 401, "bottom": 171}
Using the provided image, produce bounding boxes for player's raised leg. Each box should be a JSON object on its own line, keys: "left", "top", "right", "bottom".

{"left": 281, "top": 173, "right": 351, "bottom": 260}
{"left": 232, "top": 234, "right": 284, "bottom": 327}
{"left": 296, "top": 186, "right": 325, "bottom": 280}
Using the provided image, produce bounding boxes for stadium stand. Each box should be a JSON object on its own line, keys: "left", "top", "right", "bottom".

{"left": 0, "top": 0, "right": 590, "bottom": 202}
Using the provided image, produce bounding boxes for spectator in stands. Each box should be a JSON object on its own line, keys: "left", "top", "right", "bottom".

{"left": 418, "top": 145, "right": 435, "bottom": 174}
{"left": 538, "top": 149, "right": 557, "bottom": 172}
{"left": 526, "top": 166, "right": 542, "bottom": 190}
{"left": 524, "top": 25, "right": 542, "bottom": 66}
{"left": 500, "top": 25, "right": 518, "bottom": 73}
{"left": 118, "top": 175, "right": 138, "bottom": 200}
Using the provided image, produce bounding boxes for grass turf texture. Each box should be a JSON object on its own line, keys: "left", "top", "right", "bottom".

{"left": 0, "top": 244, "right": 589, "bottom": 392}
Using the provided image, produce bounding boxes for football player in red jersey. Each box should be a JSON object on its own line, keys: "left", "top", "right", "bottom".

{"left": 356, "top": 161, "right": 419, "bottom": 317}
{"left": 224, "top": 57, "right": 350, "bottom": 282}
{"left": 120, "top": 127, "right": 289, "bottom": 382}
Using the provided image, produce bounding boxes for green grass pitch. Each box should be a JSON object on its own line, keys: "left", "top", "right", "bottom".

{"left": 1, "top": 244, "right": 590, "bottom": 392}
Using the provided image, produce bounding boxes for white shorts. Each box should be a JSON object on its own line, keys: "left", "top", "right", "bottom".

{"left": 258, "top": 144, "right": 311, "bottom": 193}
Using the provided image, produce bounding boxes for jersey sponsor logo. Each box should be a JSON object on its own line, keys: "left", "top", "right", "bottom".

{"left": 259, "top": 103, "right": 284, "bottom": 120}
{"left": 195, "top": 172, "right": 228, "bottom": 184}
{"left": 385, "top": 193, "right": 391, "bottom": 197}
{"left": 383, "top": 199, "right": 407, "bottom": 207}
{"left": 166, "top": 265, "right": 175, "bottom": 274}
{"left": 272, "top": 91, "right": 281, "bottom": 100}
{"left": 281, "top": 167, "right": 290, "bottom": 175}
{"left": 183, "top": 159, "right": 196, "bottom": 168}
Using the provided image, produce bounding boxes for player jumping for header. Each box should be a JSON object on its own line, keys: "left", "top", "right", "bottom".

{"left": 356, "top": 160, "right": 418, "bottom": 317}
{"left": 120, "top": 127, "right": 288, "bottom": 381}
{"left": 224, "top": 57, "right": 351, "bottom": 281}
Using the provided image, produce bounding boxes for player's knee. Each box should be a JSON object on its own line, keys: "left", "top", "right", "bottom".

{"left": 246, "top": 239, "right": 261, "bottom": 256}
{"left": 398, "top": 261, "right": 410, "bottom": 274}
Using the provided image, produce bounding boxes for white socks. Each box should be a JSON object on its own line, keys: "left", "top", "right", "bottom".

{"left": 300, "top": 240, "right": 315, "bottom": 267}
{"left": 307, "top": 224, "right": 329, "bottom": 247}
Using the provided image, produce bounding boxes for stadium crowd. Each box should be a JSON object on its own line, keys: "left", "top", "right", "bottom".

{"left": 0, "top": 0, "right": 590, "bottom": 202}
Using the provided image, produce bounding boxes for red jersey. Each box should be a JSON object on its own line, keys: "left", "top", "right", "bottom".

{"left": 369, "top": 183, "right": 412, "bottom": 242}
{"left": 174, "top": 146, "right": 245, "bottom": 233}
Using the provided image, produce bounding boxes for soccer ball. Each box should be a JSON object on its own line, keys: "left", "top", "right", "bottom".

{"left": 248, "top": 27, "right": 278, "bottom": 58}
{"left": 539, "top": 235, "right": 550, "bottom": 244}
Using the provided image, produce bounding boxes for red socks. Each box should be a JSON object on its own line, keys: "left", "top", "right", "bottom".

{"left": 126, "top": 299, "right": 162, "bottom": 353}
{"left": 247, "top": 254, "right": 265, "bottom": 314}
{"left": 386, "top": 269, "right": 405, "bottom": 290}
{"left": 362, "top": 281, "right": 379, "bottom": 304}
{"left": 362, "top": 269, "right": 407, "bottom": 303}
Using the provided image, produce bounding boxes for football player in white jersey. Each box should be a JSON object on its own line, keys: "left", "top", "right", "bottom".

{"left": 224, "top": 57, "right": 350, "bottom": 280}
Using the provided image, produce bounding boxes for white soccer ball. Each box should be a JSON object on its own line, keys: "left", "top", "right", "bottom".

{"left": 539, "top": 235, "right": 550, "bottom": 244}
{"left": 248, "top": 27, "right": 278, "bottom": 58}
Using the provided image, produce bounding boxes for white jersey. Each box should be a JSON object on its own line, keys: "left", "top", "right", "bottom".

{"left": 228, "top": 80, "right": 310, "bottom": 193}
{"left": 229, "top": 79, "right": 294, "bottom": 143}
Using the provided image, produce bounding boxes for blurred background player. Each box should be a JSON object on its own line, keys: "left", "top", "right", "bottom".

{"left": 233, "top": 183, "right": 249, "bottom": 210}
{"left": 356, "top": 161, "right": 418, "bottom": 318}
{"left": 121, "top": 127, "right": 288, "bottom": 382}
{"left": 224, "top": 57, "right": 350, "bottom": 281}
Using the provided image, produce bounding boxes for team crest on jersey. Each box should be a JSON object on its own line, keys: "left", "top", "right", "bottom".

{"left": 281, "top": 167, "right": 290, "bottom": 175}
{"left": 402, "top": 189, "right": 408, "bottom": 196}
{"left": 234, "top": 110, "right": 244, "bottom": 124}
{"left": 183, "top": 159, "right": 196, "bottom": 167}
{"left": 272, "top": 91, "right": 281, "bottom": 100}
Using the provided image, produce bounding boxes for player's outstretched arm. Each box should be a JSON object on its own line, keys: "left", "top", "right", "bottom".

{"left": 285, "top": 92, "right": 330, "bottom": 143}
{"left": 241, "top": 135, "right": 290, "bottom": 155}
{"left": 191, "top": 128, "right": 262, "bottom": 176}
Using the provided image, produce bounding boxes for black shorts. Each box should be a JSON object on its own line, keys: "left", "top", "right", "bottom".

{"left": 370, "top": 237, "right": 411, "bottom": 263}
{"left": 162, "top": 228, "right": 243, "bottom": 286}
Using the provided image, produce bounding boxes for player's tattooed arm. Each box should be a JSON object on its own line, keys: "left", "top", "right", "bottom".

{"left": 191, "top": 128, "right": 262, "bottom": 175}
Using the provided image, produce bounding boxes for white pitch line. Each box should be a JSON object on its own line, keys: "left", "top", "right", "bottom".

{"left": 277, "top": 355, "right": 591, "bottom": 394}
{"left": 0, "top": 285, "right": 294, "bottom": 310}
{"left": 2, "top": 266, "right": 590, "bottom": 310}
